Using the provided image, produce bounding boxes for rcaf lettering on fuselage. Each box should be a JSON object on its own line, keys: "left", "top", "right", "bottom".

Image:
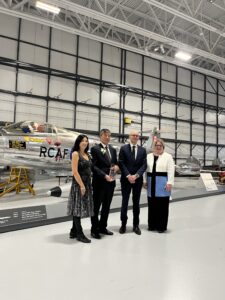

{"left": 39, "top": 146, "right": 69, "bottom": 160}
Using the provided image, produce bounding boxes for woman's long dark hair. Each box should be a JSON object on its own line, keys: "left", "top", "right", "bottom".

{"left": 70, "top": 134, "right": 89, "bottom": 159}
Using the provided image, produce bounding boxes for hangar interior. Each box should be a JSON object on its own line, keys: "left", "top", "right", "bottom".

{"left": 1, "top": 0, "right": 225, "bottom": 231}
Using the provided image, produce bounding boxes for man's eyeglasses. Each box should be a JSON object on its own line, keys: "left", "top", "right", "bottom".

{"left": 131, "top": 135, "right": 139, "bottom": 137}
{"left": 155, "top": 144, "right": 163, "bottom": 147}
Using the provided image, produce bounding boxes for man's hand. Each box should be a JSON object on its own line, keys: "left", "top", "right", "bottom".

{"left": 127, "top": 175, "right": 136, "bottom": 184}
{"left": 105, "top": 175, "right": 113, "bottom": 182}
{"left": 111, "top": 165, "right": 119, "bottom": 173}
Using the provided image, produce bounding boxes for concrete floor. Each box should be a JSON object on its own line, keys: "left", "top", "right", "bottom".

{"left": 0, "top": 194, "right": 225, "bottom": 300}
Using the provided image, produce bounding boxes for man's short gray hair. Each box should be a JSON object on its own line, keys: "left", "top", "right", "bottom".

{"left": 100, "top": 128, "right": 111, "bottom": 136}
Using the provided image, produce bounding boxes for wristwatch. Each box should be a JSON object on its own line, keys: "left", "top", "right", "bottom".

{"left": 135, "top": 174, "right": 140, "bottom": 179}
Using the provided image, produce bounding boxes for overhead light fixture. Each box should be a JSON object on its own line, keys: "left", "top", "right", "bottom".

{"left": 175, "top": 51, "right": 192, "bottom": 62}
{"left": 153, "top": 44, "right": 165, "bottom": 54}
{"left": 36, "top": 1, "right": 60, "bottom": 14}
{"left": 160, "top": 44, "right": 165, "bottom": 54}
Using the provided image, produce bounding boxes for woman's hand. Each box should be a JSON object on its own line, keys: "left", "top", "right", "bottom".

{"left": 143, "top": 182, "right": 147, "bottom": 189}
{"left": 80, "top": 186, "right": 86, "bottom": 196}
{"left": 165, "top": 183, "right": 172, "bottom": 192}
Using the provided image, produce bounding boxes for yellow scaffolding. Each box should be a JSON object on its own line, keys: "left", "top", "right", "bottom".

{"left": 0, "top": 167, "right": 35, "bottom": 197}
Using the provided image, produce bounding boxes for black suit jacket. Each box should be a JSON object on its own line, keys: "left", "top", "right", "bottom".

{"left": 119, "top": 144, "right": 147, "bottom": 180}
{"left": 91, "top": 143, "right": 118, "bottom": 184}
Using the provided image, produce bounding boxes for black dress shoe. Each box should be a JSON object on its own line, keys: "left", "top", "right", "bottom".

{"left": 91, "top": 232, "right": 101, "bottom": 239}
{"left": 99, "top": 229, "right": 113, "bottom": 235}
{"left": 158, "top": 230, "right": 166, "bottom": 233}
{"left": 133, "top": 226, "right": 141, "bottom": 235}
{"left": 119, "top": 226, "right": 126, "bottom": 234}
{"left": 77, "top": 235, "right": 91, "bottom": 243}
{"left": 148, "top": 227, "right": 156, "bottom": 231}
{"left": 69, "top": 229, "right": 77, "bottom": 239}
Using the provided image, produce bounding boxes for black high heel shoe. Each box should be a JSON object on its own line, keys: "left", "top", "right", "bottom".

{"left": 69, "top": 229, "right": 77, "bottom": 239}
{"left": 77, "top": 234, "right": 91, "bottom": 243}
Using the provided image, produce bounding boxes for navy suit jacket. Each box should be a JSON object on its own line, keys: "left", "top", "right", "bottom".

{"left": 119, "top": 144, "right": 147, "bottom": 181}
{"left": 91, "top": 143, "right": 118, "bottom": 184}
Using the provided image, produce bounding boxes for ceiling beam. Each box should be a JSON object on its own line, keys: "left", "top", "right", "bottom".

{"left": 37, "top": 1, "right": 225, "bottom": 65}
{"left": 1, "top": 6, "right": 225, "bottom": 81}
{"left": 143, "top": 0, "right": 225, "bottom": 37}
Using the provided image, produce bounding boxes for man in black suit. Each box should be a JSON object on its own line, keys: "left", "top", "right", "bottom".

{"left": 91, "top": 129, "right": 119, "bottom": 239}
{"left": 119, "top": 130, "right": 147, "bottom": 235}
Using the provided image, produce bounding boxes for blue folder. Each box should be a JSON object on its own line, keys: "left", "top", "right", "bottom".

{"left": 147, "top": 176, "right": 171, "bottom": 197}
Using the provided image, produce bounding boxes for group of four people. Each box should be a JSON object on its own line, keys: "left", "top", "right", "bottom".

{"left": 67, "top": 128, "right": 175, "bottom": 243}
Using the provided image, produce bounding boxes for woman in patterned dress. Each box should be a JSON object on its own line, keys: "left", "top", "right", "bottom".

{"left": 67, "top": 134, "right": 94, "bottom": 243}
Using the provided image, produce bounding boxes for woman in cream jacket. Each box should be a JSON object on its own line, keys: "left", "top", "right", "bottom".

{"left": 146, "top": 138, "right": 175, "bottom": 233}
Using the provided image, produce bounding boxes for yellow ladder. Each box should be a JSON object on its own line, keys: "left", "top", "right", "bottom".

{"left": 0, "top": 167, "right": 35, "bottom": 197}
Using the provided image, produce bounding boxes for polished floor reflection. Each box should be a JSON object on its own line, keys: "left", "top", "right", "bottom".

{"left": 0, "top": 194, "right": 225, "bottom": 300}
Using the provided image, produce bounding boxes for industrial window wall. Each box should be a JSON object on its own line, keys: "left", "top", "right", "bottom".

{"left": 0, "top": 13, "right": 225, "bottom": 166}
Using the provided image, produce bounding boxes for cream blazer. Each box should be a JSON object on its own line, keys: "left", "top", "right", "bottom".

{"left": 146, "top": 152, "right": 175, "bottom": 185}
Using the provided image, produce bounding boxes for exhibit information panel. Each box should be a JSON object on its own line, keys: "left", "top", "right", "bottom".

{"left": 0, "top": 206, "right": 47, "bottom": 227}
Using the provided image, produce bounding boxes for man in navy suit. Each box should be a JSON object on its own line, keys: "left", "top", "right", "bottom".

{"left": 119, "top": 130, "right": 147, "bottom": 235}
{"left": 91, "top": 129, "right": 119, "bottom": 239}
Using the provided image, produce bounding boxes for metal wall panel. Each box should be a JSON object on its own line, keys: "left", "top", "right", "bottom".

{"left": 48, "top": 101, "right": 74, "bottom": 128}
{"left": 0, "top": 93, "right": 15, "bottom": 122}
{"left": 76, "top": 106, "right": 99, "bottom": 131}
{"left": 102, "top": 65, "right": 120, "bottom": 83}
{"left": 162, "top": 63, "right": 176, "bottom": 82}
{"left": 79, "top": 37, "right": 101, "bottom": 61}
{"left": 178, "top": 68, "right": 191, "bottom": 86}
{"left": 51, "top": 51, "right": 76, "bottom": 73}
{"left": 103, "top": 44, "right": 121, "bottom": 67}
{"left": 0, "top": 14, "right": 18, "bottom": 38}
{"left": 51, "top": 28, "right": 77, "bottom": 54}
{"left": 15, "top": 96, "right": 46, "bottom": 122}
{"left": 125, "top": 93, "right": 142, "bottom": 112}
{"left": 78, "top": 58, "right": 100, "bottom": 79}
{"left": 0, "top": 37, "right": 17, "bottom": 59}
{"left": 144, "top": 57, "right": 160, "bottom": 77}
{"left": 143, "top": 97, "right": 159, "bottom": 115}
{"left": 77, "top": 83, "right": 99, "bottom": 105}
{"left": 19, "top": 43, "right": 48, "bottom": 67}
{"left": 143, "top": 76, "right": 160, "bottom": 93}
{"left": 101, "top": 110, "right": 120, "bottom": 133}
{"left": 49, "top": 76, "right": 75, "bottom": 101}
{"left": 126, "top": 52, "right": 142, "bottom": 72}
{"left": 18, "top": 70, "right": 48, "bottom": 96}
{"left": 0, "top": 66, "right": 16, "bottom": 90}
{"left": 101, "top": 90, "right": 120, "bottom": 109}
{"left": 126, "top": 71, "right": 141, "bottom": 89}
{"left": 20, "top": 20, "right": 49, "bottom": 47}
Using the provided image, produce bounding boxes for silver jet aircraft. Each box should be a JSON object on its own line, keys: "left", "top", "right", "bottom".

{"left": 0, "top": 120, "right": 99, "bottom": 176}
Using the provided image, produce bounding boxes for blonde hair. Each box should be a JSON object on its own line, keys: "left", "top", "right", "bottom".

{"left": 153, "top": 138, "right": 165, "bottom": 150}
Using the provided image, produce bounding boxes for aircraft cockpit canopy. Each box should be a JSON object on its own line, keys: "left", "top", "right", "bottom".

{"left": 2, "top": 121, "right": 57, "bottom": 134}
{"left": 2, "top": 121, "right": 84, "bottom": 138}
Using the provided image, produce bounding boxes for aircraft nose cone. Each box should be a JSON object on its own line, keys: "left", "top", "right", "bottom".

{"left": 47, "top": 186, "right": 62, "bottom": 197}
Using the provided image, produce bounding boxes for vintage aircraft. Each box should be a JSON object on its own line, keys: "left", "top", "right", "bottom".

{"left": 175, "top": 156, "right": 201, "bottom": 176}
{"left": 0, "top": 120, "right": 101, "bottom": 176}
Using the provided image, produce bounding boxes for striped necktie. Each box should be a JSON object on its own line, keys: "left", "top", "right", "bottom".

{"left": 105, "top": 145, "right": 111, "bottom": 162}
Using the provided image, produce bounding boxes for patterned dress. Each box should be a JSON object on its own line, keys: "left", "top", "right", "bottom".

{"left": 67, "top": 154, "right": 94, "bottom": 218}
